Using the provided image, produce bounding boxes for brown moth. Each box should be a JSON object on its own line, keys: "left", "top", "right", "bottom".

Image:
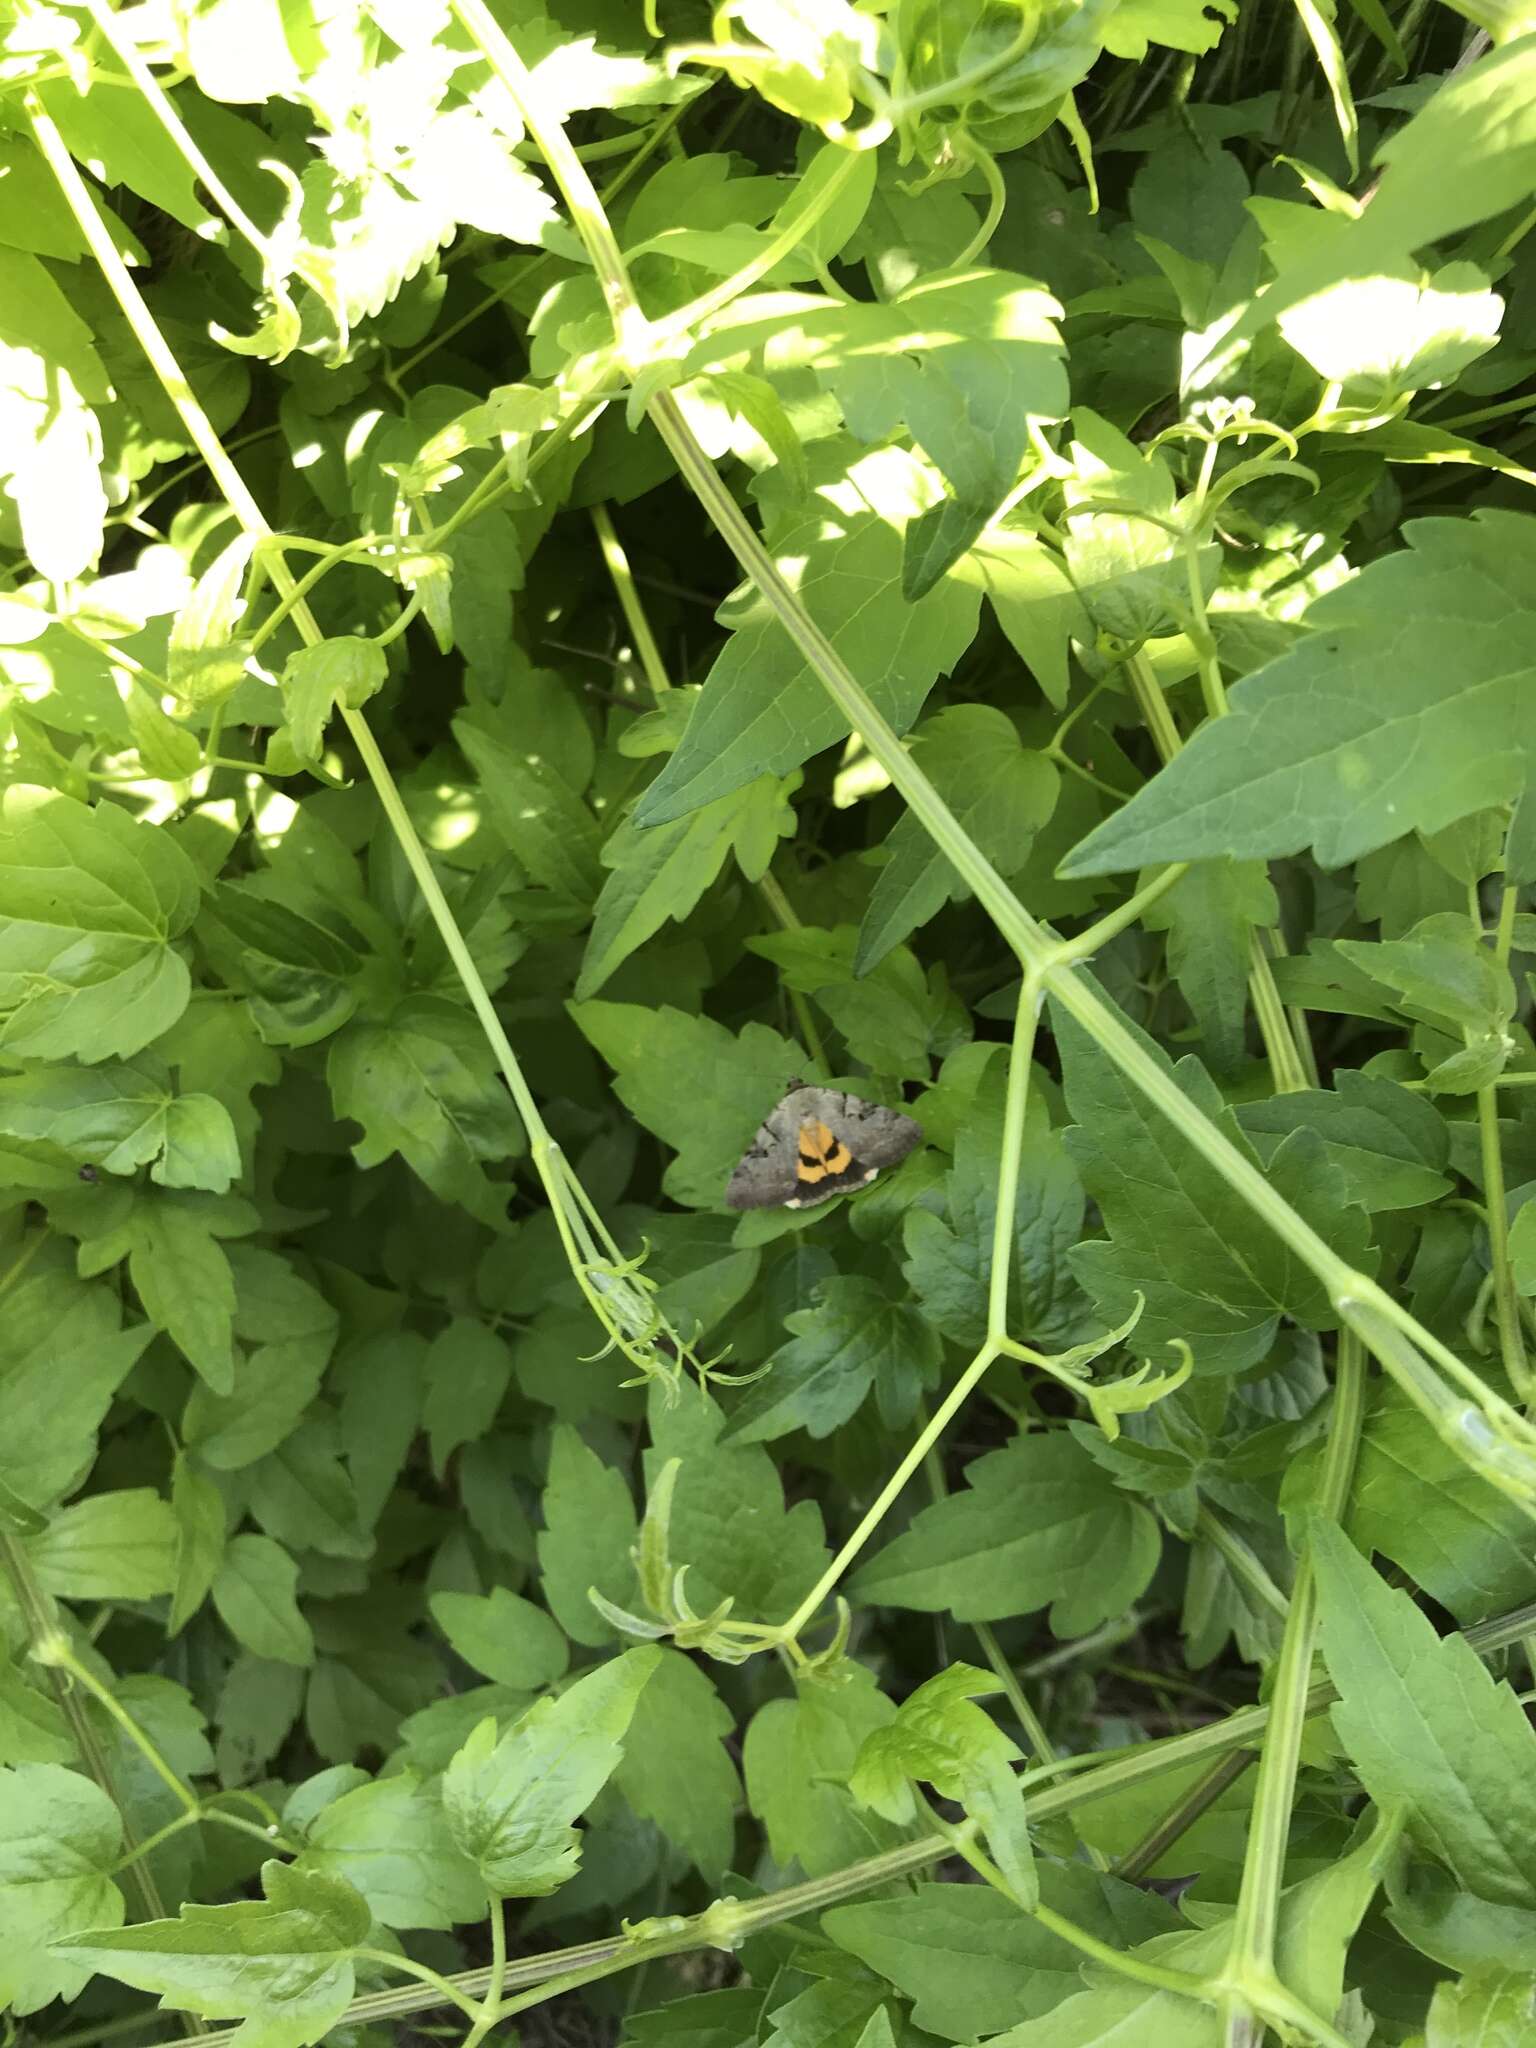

{"left": 725, "top": 1085, "right": 922, "bottom": 1210}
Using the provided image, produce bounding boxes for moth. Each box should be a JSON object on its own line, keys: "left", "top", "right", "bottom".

{"left": 725, "top": 1085, "right": 923, "bottom": 1210}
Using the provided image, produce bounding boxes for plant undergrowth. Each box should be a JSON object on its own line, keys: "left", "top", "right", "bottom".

{"left": 4, "top": 2, "right": 1536, "bottom": 2046}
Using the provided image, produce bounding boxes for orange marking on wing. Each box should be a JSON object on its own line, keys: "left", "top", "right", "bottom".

{"left": 797, "top": 1120, "right": 852, "bottom": 1182}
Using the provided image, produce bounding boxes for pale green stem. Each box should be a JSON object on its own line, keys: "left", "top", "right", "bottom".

{"left": 1053, "top": 861, "right": 1190, "bottom": 964}
{"left": 1218, "top": 1330, "right": 1366, "bottom": 2045}
{"left": 354, "top": 1950, "right": 486, "bottom": 2026}
{"left": 1480, "top": 880, "right": 1531, "bottom": 1401}
{"left": 971, "top": 1619, "right": 1110, "bottom": 1872}
{"left": 774, "top": 982, "right": 1041, "bottom": 1644}
{"left": 38, "top": 1639, "right": 198, "bottom": 1816}
{"left": 984, "top": 977, "right": 1043, "bottom": 1337}
{"left": 0, "top": 1533, "right": 171, "bottom": 1931}
{"left": 939, "top": 1814, "right": 1209, "bottom": 2002}
{"left": 591, "top": 504, "right": 671, "bottom": 696}
{"left": 755, "top": 873, "right": 826, "bottom": 1069}
{"left": 1114, "top": 1748, "right": 1257, "bottom": 1882}
{"left": 460, "top": 1898, "right": 508, "bottom": 2048}
{"left": 1194, "top": 1507, "right": 1291, "bottom": 1624}
{"left": 652, "top": 150, "right": 865, "bottom": 339}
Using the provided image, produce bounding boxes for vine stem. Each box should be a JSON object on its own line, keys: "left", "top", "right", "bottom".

{"left": 591, "top": 505, "right": 671, "bottom": 697}
{"left": 772, "top": 978, "right": 1041, "bottom": 1643}
{"left": 1479, "top": 878, "right": 1531, "bottom": 1402}
{"left": 1216, "top": 1329, "right": 1366, "bottom": 2045}
{"left": 0, "top": 1532, "right": 174, "bottom": 1938}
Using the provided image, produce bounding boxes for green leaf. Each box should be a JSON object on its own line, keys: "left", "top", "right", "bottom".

{"left": 430, "top": 1587, "right": 570, "bottom": 1690}
{"left": 1235, "top": 1071, "right": 1451, "bottom": 1212}
{"left": 613, "top": 1647, "right": 742, "bottom": 1884}
{"left": 577, "top": 776, "right": 795, "bottom": 999}
{"left": 1279, "top": 262, "right": 1502, "bottom": 408}
{"left": 851, "top": 1431, "right": 1159, "bottom": 1632}
{"left": 169, "top": 1454, "right": 226, "bottom": 1637}
{"left": 182, "top": 1247, "right": 337, "bottom": 1464}
{"left": 696, "top": 270, "right": 1066, "bottom": 525}
{"left": 0, "top": 1663, "right": 72, "bottom": 1768}
{"left": 335, "top": 1332, "right": 425, "bottom": 1531}
{"left": 1057, "top": 1001, "right": 1372, "bottom": 1369}
{"left": 1141, "top": 859, "right": 1278, "bottom": 1073}
{"left": 212, "top": 1659, "right": 305, "bottom": 1788}
{"left": 1338, "top": 915, "right": 1515, "bottom": 1039}
{"left": 964, "top": 528, "right": 1092, "bottom": 711}
{"left": 166, "top": 533, "right": 255, "bottom": 707}
{"left": 0, "top": 1763, "right": 124, "bottom": 2015}
{"left": 760, "top": 1976, "right": 891, "bottom": 2048}
{"left": 124, "top": 683, "right": 201, "bottom": 782}
{"left": 0, "top": 1055, "right": 240, "bottom": 1193}
{"left": 902, "top": 1075, "right": 1095, "bottom": 1354}
{"left": 0, "top": 785, "right": 201, "bottom": 1062}
{"left": 87, "top": 1187, "right": 250, "bottom": 1393}
{"left": 442, "top": 1647, "right": 659, "bottom": 1896}
{"left": 248, "top": 1425, "right": 370, "bottom": 1560}
{"left": 212, "top": 1533, "right": 315, "bottom": 1668}
{"left": 1423, "top": 1970, "right": 1536, "bottom": 2047}
{"left": 823, "top": 1871, "right": 1176, "bottom": 2039}
{"left": 537, "top": 1425, "right": 641, "bottom": 1648}
{"left": 645, "top": 1385, "right": 829, "bottom": 1625}
{"left": 422, "top": 1318, "right": 514, "bottom": 1475}
{"left": 327, "top": 995, "right": 523, "bottom": 1226}
{"left": 1313, "top": 1520, "right": 1536, "bottom": 1909}
{"left": 855, "top": 707, "right": 1059, "bottom": 972}
{"left": 281, "top": 637, "right": 388, "bottom": 762}
{"left": 1062, "top": 410, "right": 1210, "bottom": 640}
{"left": 300, "top": 1773, "right": 483, "bottom": 1930}
{"left": 0, "top": 250, "right": 109, "bottom": 583}
{"left": 199, "top": 886, "right": 364, "bottom": 1049}
{"left": 723, "top": 1275, "right": 941, "bottom": 1442}
{"left": 748, "top": 925, "right": 969, "bottom": 1078}
{"left": 455, "top": 709, "right": 603, "bottom": 900}
{"left": 849, "top": 1664, "right": 1035, "bottom": 1907}
{"left": 35, "top": 66, "right": 216, "bottom": 230}
{"left": 570, "top": 1000, "right": 803, "bottom": 1209}
{"left": 743, "top": 1664, "right": 899, "bottom": 1877}
{"left": 25, "top": 1488, "right": 177, "bottom": 1600}
{"left": 633, "top": 448, "right": 980, "bottom": 823}
{"left": 1062, "top": 512, "right": 1536, "bottom": 877}
{"left": 0, "top": 1250, "right": 149, "bottom": 1514}
{"left": 1210, "top": 39, "right": 1536, "bottom": 360}
{"left": 51, "top": 1859, "right": 368, "bottom": 2040}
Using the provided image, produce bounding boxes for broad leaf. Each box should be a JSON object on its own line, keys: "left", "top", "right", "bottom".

{"left": 442, "top": 1647, "right": 659, "bottom": 1896}
{"left": 634, "top": 448, "right": 980, "bottom": 823}
{"left": 1062, "top": 513, "right": 1536, "bottom": 878}
{"left": 1057, "top": 1002, "right": 1372, "bottom": 1370}
{"left": 0, "top": 1763, "right": 125, "bottom": 2015}
{"left": 851, "top": 1432, "right": 1160, "bottom": 1633}
{"left": 52, "top": 1859, "right": 368, "bottom": 2040}
{"left": 1313, "top": 1522, "right": 1536, "bottom": 1909}
{"left": 0, "top": 785, "right": 200, "bottom": 1062}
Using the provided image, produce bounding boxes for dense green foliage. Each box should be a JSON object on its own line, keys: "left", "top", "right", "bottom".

{"left": 4, "top": 3, "right": 1536, "bottom": 2046}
